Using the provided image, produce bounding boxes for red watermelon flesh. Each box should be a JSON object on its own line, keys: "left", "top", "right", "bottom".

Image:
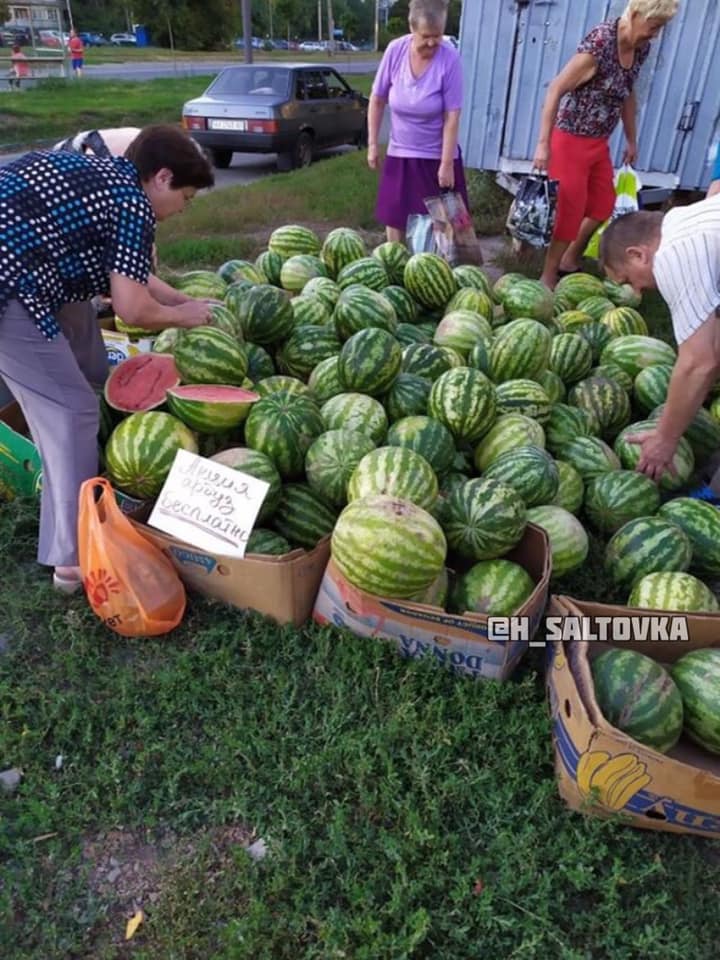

{"left": 168, "top": 385, "right": 259, "bottom": 403}
{"left": 104, "top": 353, "right": 181, "bottom": 413}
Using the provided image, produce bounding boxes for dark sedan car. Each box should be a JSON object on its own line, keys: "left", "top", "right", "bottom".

{"left": 181, "top": 64, "right": 368, "bottom": 172}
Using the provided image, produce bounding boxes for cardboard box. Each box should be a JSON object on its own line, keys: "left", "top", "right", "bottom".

{"left": 562, "top": 594, "right": 720, "bottom": 646}
{"left": 546, "top": 594, "right": 720, "bottom": 838}
{"left": 102, "top": 329, "right": 154, "bottom": 366}
{"left": 135, "top": 523, "right": 331, "bottom": 627}
{"left": 313, "top": 523, "right": 552, "bottom": 681}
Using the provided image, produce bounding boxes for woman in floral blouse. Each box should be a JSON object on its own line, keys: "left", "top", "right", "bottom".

{"left": 532, "top": 0, "right": 679, "bottom": 289}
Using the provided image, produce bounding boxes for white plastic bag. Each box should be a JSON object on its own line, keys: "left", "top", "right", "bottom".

{"left": 585, "top": 165, "right": 642, "bottom": 258}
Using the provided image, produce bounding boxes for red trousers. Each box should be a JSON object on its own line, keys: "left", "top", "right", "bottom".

{"left": 548, "top": 128, "right": 615, "bottom": 242}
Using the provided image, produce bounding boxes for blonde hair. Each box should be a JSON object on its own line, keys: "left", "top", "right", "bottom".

{"left": 409, "top": 0, "right": 449, "bottom": 30}
{"left": 623, "top": 0, "right": 679, "bottom": 20}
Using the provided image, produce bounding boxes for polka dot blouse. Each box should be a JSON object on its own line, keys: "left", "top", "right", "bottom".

{"left": 0, "top": 150, "right": 156, "bottom": 341}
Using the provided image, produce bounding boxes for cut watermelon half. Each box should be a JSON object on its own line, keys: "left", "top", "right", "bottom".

{"left": 104, "top": 353, "right": 181, "bottom": 413}
{"left": 165, "top": 384, "right": 260, "bottom": 434}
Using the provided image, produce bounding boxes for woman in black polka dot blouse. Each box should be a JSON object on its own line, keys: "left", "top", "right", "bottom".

{"left": 0, "top": 125, "right": 215, "bottom": 592}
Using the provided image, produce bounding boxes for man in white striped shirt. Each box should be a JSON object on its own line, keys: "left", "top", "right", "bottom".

{"left": 599, "top": 195, "right": 720, "bottom": 486}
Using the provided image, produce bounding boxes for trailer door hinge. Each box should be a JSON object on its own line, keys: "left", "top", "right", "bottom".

{"left": 678, "top": 101, "right": 699, "bottom": 132}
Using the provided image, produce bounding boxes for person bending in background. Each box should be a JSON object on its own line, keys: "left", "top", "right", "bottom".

{"left": 367, "top": 0, "right": 468, "bottom": 243}
{"left": 0, "top": 126, "right": 214, "bottom": 593}
{"left": 532, "top": 0, "right": 679, "bottom": 290}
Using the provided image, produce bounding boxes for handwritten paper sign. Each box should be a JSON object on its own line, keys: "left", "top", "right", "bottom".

{"left": 148, "top": 449, "right": 270, "bottom": 559}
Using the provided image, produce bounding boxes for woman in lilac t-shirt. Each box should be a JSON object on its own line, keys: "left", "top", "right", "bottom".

{"left": 368, "top": 0, "right": 468, "bottom": 242}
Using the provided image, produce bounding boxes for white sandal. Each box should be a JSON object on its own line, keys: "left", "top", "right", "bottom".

{"left": 53, "top": 570, "right": 84, "bottom": 595}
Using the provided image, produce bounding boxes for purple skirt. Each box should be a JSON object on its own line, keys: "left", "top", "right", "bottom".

{"left": 375, "top": 154, "right": 470, "bottom": 231}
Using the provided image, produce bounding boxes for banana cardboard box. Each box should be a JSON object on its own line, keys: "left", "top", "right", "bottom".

{"left": 313, "top": 524, "right": 551, "bottom": 681}
{"left": 547, "top": 595, "right": 720, "bottom": 838}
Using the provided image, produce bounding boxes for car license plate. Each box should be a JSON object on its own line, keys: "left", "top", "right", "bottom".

{"left": 208, "top": 119, "right": 247, "bottom": 131}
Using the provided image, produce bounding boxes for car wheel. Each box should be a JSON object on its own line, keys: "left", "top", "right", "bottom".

{"left": 293, "top": 132, "right": 314, "bottom": 169}
{"left": 210, "top": 148, "right": 232, "bottom": 170}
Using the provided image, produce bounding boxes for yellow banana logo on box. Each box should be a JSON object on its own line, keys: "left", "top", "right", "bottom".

{"left": 577, "top": 750, "right": 652, "bottom": 812}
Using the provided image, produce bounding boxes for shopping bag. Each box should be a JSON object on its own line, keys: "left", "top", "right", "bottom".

{"left": 78, "top": 477, "right": 186, "bottom": 637}
{"left": 584, "top": 164, "right": 642, "bottom": 258}
{"left": 406, "top": 190, "right": 483, "bottom": 266}
{"left": 506, "top": 173, "right": 559, "bottom": 248}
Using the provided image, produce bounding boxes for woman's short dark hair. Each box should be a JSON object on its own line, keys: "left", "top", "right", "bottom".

{"left": 125, "top": 125, "right": 214, "bottom": 190}
{"left": 599, "top": 211, "right": 663, "bottom": 270}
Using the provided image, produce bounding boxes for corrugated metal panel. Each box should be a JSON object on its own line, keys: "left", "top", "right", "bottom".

{"left": 459, "top": 0, "right": 720, "bottom": 190}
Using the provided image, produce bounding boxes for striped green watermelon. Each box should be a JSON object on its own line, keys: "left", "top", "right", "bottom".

{"left": 246, "top": 528, "right": 292, "bottom": 555}
{"left": 575, "top": 296, "right": 615, "bottom": 323}
{"left": 320, "top": 227, "right": 366, "bottom": 277}
{"left": 395, "top": 323, "right": 431, "bottom": 347}
{"left": 302, "top": 276, "right": 341, "bottom": 312}
{"left": 658, "top": 498, "right": 720, "bottom": 577}
{"left": 568, "top": 376, "right": 631, "bottom": 439}
{"left": 604, "top": 516, "right": 693, "bottom": 589}
{"left": 152, "top": 328, "right": 181, "bottom": 355}
{"left": 372, "top": 241, "right": 410, "bottom": 285}
{"left": 488, "top": 319, "right": 552, "bottom": 383}
{"left": 321, "top": 392, "right": 388, "bottom": 445}
{"left": 603, "top": 279, "right": 642, "bottom": 308}
{"left": 600, "top": 335, "right": 677, "bottom": 378}
{"left": 334, "top": 286, "right": 398, "bottom": 341}
{"left": 174, "top": 269, "right": 228, "bottom": 301}
{"left": 208, "top": 303, "right": 243, "bottom": 340}
{"left": 336, "top": 257, "right": 389, "bottom": 292}
{"left": 649, "top": 403, "right": 720, "bottom": 465}
{"left": 173, "top": 327, "right": 248, "bottom": 386}
{"left": 448, "top": 559, "right": 535, "bottom": 616}
{"left": 555, "top": 436, "right": 620, "bottom": 480}
{"left": 245, "top": 343, "right": 276, "bottom": 383}
{"left": 630, "top": 572, "right": 719, "bottom": 614}
{"left": 589, "top": 362, "right": 634, "bottom": 392}
{"left": 331, "top": 494, "right": 447, "bottom": 599}
{"left": 104, "top": 411, "right": 199, "bottom": 499}
{"left": 492, "top": 272, "right": 525, "bottom": 303}
{"left": 224, "top": 279, "right": 255, "bottom": 322}
{"left": 549, "top": 333, "right": 593, "bottom": 385}
{"left": 338, "top": 328, "right": 402, "bottom": 396}
{"left": 165, "top": 384, "right": 258, "bottom": 434}
{"left": 268, "top": 224, "right": 321, "bottom": 260}
{"left": 255, "top": 249, "right": 284, "bottom": 286}
{"left": 409, "top": 567, "right": 449, "bottom": 608}
{"left": 467, "top": 340, "right": 491, "bottom": 377}
{"left": 473, "top": 413, "right": 545, "bottom": 473}
{"left": 210, "top": 447, "right": 282, "bottom": 523}
{"left": 539, "top": 370, "right": 566, "bottom": 404}
{"left": 305, "top": 429, "right": 376, "bottom": 507}
{"left": 244, "top": 391, "right": 324, "bottom": 479}
{"left": 433, "top": 310, "right": 493, "bottom": 358}
{"left": 483, "top": 445, "right": 559, "bottom": 507}
{"left": 271, "top": 482, "right": 338, "bottom": 549}
{"left": 525, "top": 505, "right": 589, "bottom": 577}
{"left": 591, "top": 648, "right": 684, "bottom": 753}
{"left": 584, "top": 470, "right": 660, "bottom": 534}
{"left": 277, "top": 324, "right": 341, "bottom": 381}
{"left": 554, "top": 272, "right": 606, "bottom": 306}
{"left": 633, "top": 364, "right": 673, "bottom": 413}
{"left": 551, "top": 460, "right": 585, "bottom": 514}
{"left": 386, "top": 415, "right": 456, "bottom": 476}
{"left": 237, "top": 284, "right": 295, "bottom": 346}
{"left": 254, "top": 375, "right": 310, "bottom": 399}
{"left": 579, "top": 321, "right": 614, "bottom": 362}
{"left": 601, "top": 306, "right": 648, "bottom": 337}
{"left": 494, "top": 379, "right": 552, "bottom": 424}
{"left": 382, "top": 285, "right": 419, "bottom": 325}
{"left": 555, "top": 310, "right": 594, "bottom": 334}
{"left": 307, "top": 355, "right": 344, "bottom": 403}
{"left": 381, "top": 373, "right": 432, "bottom": 422}
{"left": 104, "top": 353, "right": 180, "bottom": 414}
{"left": 404, "top": 253, "right": 457, "bottom": 310}
{"left": 217, "top": 258, "right": 265, "bottom": 286}
{"left": 428, "top": 367, "right": 497, "bottom": 443}
{"left": 401, "top": 342, "right": 452, "bottom": 381}
{"left": 280, "top": 254, "right": 328, "bottom": 293}
{"left": 454, "top": 264, "right": 493, "bottom": 297}
{"left": 445, "top": 287, "right": 494, "bottom": 322}
{"left": 347, "top": 446, "right": 438, "bottom": 510}
{"left": 671, "top": 650, "right": 720, "bottom": 754}
{"left": 545, "top": 404, "right": 599, "bottom": 454}
{"left": 430, "top": 470, "right": 470, "bottom": 528}
{"left": 291, "top": 294, "right": 332, "bottom": 328}
{"left": 499, "top": 277, "right": 553, "bottom": 324}
{"left": 443, "top": 477, "right": 527, "bottom": 561}
{"left": 614, "top": 420, "right": 695, "bottom": 491}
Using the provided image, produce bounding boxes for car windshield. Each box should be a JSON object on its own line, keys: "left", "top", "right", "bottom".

{"left": 208, "top": 68, "right": 291, "bottom": 98}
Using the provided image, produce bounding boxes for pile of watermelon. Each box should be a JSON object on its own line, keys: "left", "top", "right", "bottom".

{"left": 99, "top": 222, "right": 720, "bottom": 617}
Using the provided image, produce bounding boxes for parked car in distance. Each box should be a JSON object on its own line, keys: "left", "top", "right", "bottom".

{"left": 0, "top": 26, "right": 32, "bottom": 46}
{"left": 182, "top": 63, "right": 369, "bottom": 172}
{"left": 79, "top": 31, "right": 109, "bottom": 46}
{"left": 110, "top": 32, "right": 137, "bottom": 45}
{"left": 37, "top": 29, "right": 63, "bottom": 48}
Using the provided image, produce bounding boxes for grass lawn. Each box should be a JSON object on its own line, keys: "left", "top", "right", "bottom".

{"left": 2, "top": 141, "right": 720, "bottom": 959}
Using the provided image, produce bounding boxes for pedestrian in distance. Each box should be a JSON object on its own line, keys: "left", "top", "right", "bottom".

{"left": 532, "top": 0, "right": 679, "bottom": 290}
{"left": 367, "top": 0, "right": 469, "bottom": 244}
{"left": 68, "top": 28, "right": 85, "bottom": 77}
{"left": 0, "top": 125, "right": 215, "bottom": 593}
{"left": 7, "top": 43, "right": 29, "bottom": 89}
{"left": 598, "top": 195, "right": 720, "bottom": 493}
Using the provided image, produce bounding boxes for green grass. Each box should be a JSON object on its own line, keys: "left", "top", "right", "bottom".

{"left": 2, "top": 499, "right": 720, "bottom": 960}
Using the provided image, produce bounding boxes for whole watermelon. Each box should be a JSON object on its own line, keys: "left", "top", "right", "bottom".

{"left": 671, "top": 649, "right": 720, "bottom": 754}
{"left": 104, "top": 411, "right": 198, "bottom": 499}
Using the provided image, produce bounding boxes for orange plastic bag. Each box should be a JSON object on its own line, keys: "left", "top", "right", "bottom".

{"left": 78, "top": 477, "right": 186, "bottom": 637}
